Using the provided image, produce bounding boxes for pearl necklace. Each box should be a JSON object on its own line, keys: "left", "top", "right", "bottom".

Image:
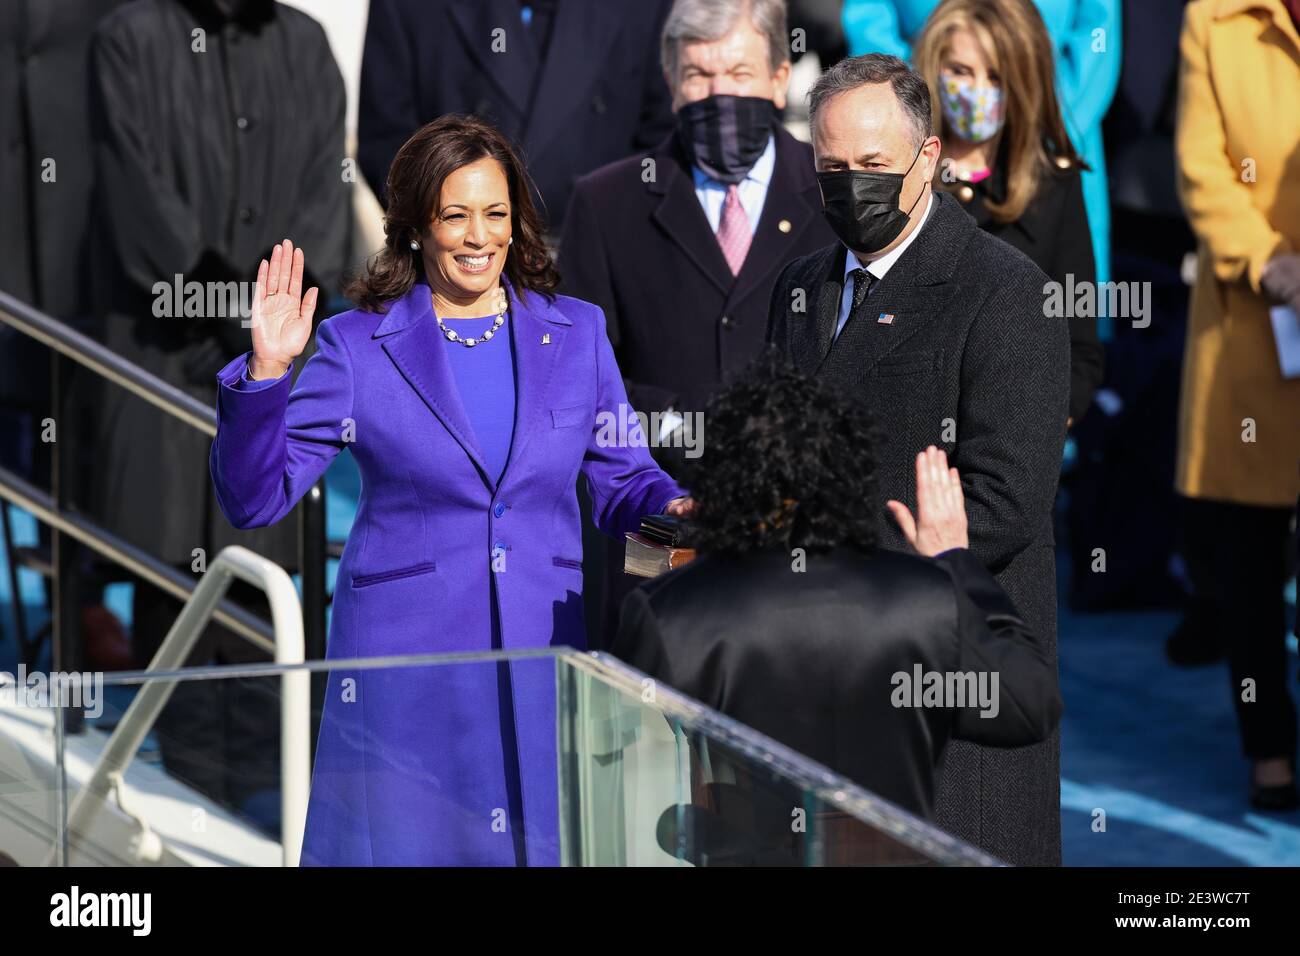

{"left": 436, "top": 288, "right": 508, "bottom": 348}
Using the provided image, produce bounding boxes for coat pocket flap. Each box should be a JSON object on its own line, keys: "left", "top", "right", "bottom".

{"left": 350, "top": 561, "right": 437, "bottom": 588}
{"left": 874, "top": 350, "right": 940, "bottom": 377}
{"left": 551, "top": 404, "right": 588, "bottom": 428}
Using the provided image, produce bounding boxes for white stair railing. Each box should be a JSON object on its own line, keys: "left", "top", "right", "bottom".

{"left": 47, "top": 546, "right": 309, "bottom": 866}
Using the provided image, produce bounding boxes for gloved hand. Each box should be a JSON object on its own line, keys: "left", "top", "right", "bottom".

{"left": 1261, "top": 254, "right": 1300, "bottom": 314}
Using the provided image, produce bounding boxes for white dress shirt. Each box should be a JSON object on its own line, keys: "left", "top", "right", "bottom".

{"left": 691, "top": 134, "right": 776, "bottom": 237}
{"left": 834, "top": 189, "right": 934, "bottom": 341}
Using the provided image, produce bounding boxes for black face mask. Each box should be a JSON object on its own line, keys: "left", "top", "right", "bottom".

{"left": 675, "top": 95, "right": 777, "bottom": 184}
{"left": 816, "top": 145, "right": 925, "bottom": 255}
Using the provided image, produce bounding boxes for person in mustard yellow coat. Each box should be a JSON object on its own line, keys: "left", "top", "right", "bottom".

{"left": 1174, "top": 0, "right": 1300, "bottom": 809}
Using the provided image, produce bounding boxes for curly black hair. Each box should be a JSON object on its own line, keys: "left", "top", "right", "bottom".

{"left": 681, "top": 348, "right": 881, "bottom": 557}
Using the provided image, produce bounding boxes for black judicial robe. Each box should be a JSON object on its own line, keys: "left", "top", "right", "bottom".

{"left": 611, "top": 546, "right": 1063, "bottom": 863}
{"left": 88, "top": 0, "right": 350, "bottom": 569}
{"left": 0, "top": 0, "right": 129, "bottom": 410}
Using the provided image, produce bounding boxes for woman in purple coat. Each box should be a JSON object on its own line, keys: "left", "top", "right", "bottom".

{"left": 209, "top": 116, "right": 692, "bottom": 865}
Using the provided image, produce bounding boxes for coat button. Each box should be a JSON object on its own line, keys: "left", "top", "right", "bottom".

{"left": 720, "top": 314, "right": 734, "bottom": 330}
{"left": 236, "top": 116, "right": 250, "bottom": 131}
{"left": 493, "top": 502, "right": 507, "bottom": 517}
{"left": 238, "top": 206, "right": 256, "bottom": 223}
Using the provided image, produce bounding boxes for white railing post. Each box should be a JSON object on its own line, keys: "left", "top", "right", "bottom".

{"left": 47, "top": 546, "right": 309, "bottom": 867}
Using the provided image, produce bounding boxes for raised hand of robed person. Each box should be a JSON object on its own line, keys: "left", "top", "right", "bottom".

{"left": 886, "top": 446, "right": 969, "bottom": 557}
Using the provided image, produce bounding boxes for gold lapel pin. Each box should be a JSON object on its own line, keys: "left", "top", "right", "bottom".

{"left": 778, "top": 219, "right": 792, "bottom": 233}
{"left": 541, "top": 333, "right": 551, "bottom": 345}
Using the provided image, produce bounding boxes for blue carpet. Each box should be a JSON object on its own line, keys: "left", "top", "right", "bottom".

{"left": 1059, "top": 604, "right": 1300, "bottom": 865}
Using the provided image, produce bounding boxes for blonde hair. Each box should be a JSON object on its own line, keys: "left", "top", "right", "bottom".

{"left": 913, "top": 0, "right": 1081, "bottom": 223}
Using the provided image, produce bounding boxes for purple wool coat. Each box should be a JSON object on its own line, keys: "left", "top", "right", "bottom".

{"left": 210, "top": 280, "right": 686, "bottom": 865}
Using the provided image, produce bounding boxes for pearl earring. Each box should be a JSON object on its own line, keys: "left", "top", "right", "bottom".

{"left": 409, "top": 239, "right": 419, "bottom": 251}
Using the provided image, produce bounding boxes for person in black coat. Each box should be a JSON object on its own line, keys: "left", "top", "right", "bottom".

{"left": 0, "top": 0, "right": 130, "bottom": 479}
{"left": 91, "top": 0, "right": 350, "bottom": 574}
{"left": 0, "top": 0, "right": 130, "bottom": 395}
{"left": 913, "top": 0, "right": 1102, "bottom": 424}
{"left": 88, "top": 0, "right": 350, "bottom": 818}
{"left": 357, "top": 0, "right": 674, "bottom": 234}
{"left": 559, "top": 0, "right": 838, "bottom": 644}
{"left": 0, "top": 0, "right": 132, "bottom": 674}
{"left": 766, "top": 55, "right": 1069, "bottom": 866}
{"left": 612, "top": 355, "right": 1062, "bottom": 863}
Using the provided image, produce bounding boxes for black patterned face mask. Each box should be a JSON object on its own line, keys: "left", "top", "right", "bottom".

{"left": 675, "top": 95, "right": 777, "bottom": 184}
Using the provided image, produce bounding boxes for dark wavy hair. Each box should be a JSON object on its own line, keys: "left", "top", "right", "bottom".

{"left": 681, "top": 349, "right": 881, "bottom": 557}
{"left": 345, "top": 114, "right": 558, "bottom": 312}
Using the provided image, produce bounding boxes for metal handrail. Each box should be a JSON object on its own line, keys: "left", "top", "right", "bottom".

{"left": 0, "top": 289, "right": 329, "bottom": 704}
{"left": 0, "top": 464, "right": 274, "bottom": 653}
{"left": 46, "top": 546, "right": 309, "bottom": 867}
{"left": 0, "top": 290, "right": 216, "bottom": 436}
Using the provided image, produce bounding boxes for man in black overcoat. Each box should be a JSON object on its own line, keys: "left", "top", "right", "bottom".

{"left": 766, "top": 54, "right": 1069, "bottom": 866}
{"left": 357, "top": 0, "right": 675, "bottom": 234}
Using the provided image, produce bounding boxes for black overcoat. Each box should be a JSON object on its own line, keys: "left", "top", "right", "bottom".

{"left": 766, "top": 190, "right": 1070, "bottom": 865}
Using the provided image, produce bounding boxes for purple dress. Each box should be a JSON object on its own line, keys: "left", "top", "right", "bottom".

{"left": 210, "top": 280, "right": 685, "bottom": 865}
{"left": 440, "top": 313, "right": 518, "bottom": 483}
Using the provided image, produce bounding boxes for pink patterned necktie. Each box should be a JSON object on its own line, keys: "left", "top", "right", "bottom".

{"left": 716, "top": 184, "right": 751, "bottom": 276}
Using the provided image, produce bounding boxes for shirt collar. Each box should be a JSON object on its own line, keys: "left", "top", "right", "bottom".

{"left": 691, "top": 133, "right": 777, "bottom": 190}
{"left": 842, "top": 188, "right": 934, "bottom": 284}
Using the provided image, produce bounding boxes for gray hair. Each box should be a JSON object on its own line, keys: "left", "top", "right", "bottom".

{"left": 808, "top": 54, "right": 932, "bottom": 148}
{"left": 660, "top": 0, "right": 789, "bottom": 85}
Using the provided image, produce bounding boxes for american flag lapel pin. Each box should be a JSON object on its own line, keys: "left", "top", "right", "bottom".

{"left": 877, "top": 312, "right": 895, "bottom": 325}
{"left": 542, "top": 333, "right": 551, "bottom": 345}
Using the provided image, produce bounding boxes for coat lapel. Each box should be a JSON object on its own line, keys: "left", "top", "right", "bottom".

{"left": 820, "top": 191, "right": 972, "bottom": 375}
{"left": 447, "top": 0, "right": 538, "bottom": 120}
{"left": 524, "top": 0, "right": 620, "bottom": 160}
{"left": 724, "top": 128, "right": 823, "bottom": 311}
{"left": 825, "top": 278, "right": 951, "bottom": 376}
{"left": 649, "top": 139, "right": 735, "bottom": 296}
{"left": 376, "top": 283, "right": 492, "bottom": 487}
{"left": 813, "top": 245, "right": 846, "bottom": 366}
{"left": 498, "top": 285, "right": 572, "bottom": 483}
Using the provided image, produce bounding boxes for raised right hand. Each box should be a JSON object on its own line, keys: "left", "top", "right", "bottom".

{"left": 249, "top": 238, "right": 319, "bottom": 380}
{"left": 886, "top": 446, "right": 969, "bottom": 557}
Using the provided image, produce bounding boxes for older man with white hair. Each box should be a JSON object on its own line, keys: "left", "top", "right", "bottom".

{"left": 560, "top": 0, "right": 837, "bottom": 644}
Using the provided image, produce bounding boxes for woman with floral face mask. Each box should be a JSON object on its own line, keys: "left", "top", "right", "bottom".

{"left": 915, "top": 0, "right": 1102, "bottom": 426}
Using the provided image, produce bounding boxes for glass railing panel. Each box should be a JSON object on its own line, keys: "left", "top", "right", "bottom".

{"left": 33, "top": 648, "right": 992, "bottom": 866}
{"left": 558, "top": 652, "right": 996, "bottom": 867}
{"left": 0, "top": 671, "right": 69, "bottom": 866}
